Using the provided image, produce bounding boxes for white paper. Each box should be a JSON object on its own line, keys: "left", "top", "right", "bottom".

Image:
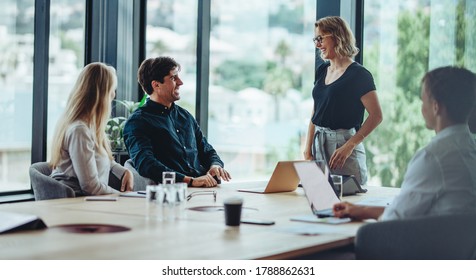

{"left": 0, "top": 212, "right": 39, "bottom": 233}
{"left": 356, "top": 197, "right": 393, "bottom": 207}
{"left": 290, "top": 214, "right": 351, "bottom": 224}
{"left": 84, "top": 196, "right": 118, "bottom": 201}
{"left": 119, "top": 191, "right": 146, "bottom": 198}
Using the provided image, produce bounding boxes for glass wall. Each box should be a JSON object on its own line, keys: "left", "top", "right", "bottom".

{"left": 3, "top": 0, "right": 475, "bottom": 196}
{"left": 47, "top": 0, "right": 85, "bottom": 159}
{"left": 146, "top": 0, "right": 198, "bottom": 114}
{"left": 0, "top": 0, "right": 35, "bottom": 192}
{"left": 0, "top": 0, "right": 85, "bottom": 194}
{"left": 363, "top": 0, "right": 476, "bottom": 187}
{"left": 207, "top": 0, "right": 317, "bottom": 181}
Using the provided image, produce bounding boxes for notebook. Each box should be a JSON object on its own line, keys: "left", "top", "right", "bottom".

{"left": 237, "top": 160, "right": 303, "bottom": 194}
{"left": 293, "top": 161, "right": 340, "bottom": 218}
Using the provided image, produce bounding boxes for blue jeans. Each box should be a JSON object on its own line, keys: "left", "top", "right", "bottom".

{"left": 312, "top": 126, "right": 368, "bottom": 185}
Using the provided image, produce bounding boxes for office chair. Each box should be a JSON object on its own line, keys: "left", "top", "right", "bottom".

{"left": 124, "top": 159, "right": 155, "bottom": 191}
{"left": 355, "top": 213, "right": 476, "bottom": 260}
{"left": 29, "top": 162, "right": 75, "bottom": 200}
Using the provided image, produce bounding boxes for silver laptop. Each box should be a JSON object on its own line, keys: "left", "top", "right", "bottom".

{"left": 237, "top": 160, "right": 303, "bottom": 194}
{"left": 293, "top": 161, "right": 340, "bottom": 217}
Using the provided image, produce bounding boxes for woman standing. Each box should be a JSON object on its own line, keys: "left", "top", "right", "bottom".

{"left": 304, "top": 16, "right": 382, "bottom": 185}
{"left": 50, "top": 62, "right": 133, "bottom": 195}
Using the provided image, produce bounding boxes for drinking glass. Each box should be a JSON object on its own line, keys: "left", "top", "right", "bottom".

{"left": 162, "top": 171, "right": 176, "bottom": 185}
{"left": 331, "top": 175, "right": 343, "bottom": 199}
{"left": 145, "top": 185, "right": 158, "bottom": 220}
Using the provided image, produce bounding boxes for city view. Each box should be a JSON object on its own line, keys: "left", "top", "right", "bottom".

{"left": 0, "top": 0, "right": 475, "bottom": 193}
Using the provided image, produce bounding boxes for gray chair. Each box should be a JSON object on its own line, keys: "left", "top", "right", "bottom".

{"left": 355, "top": 214, "right": 476, "bottom": 260}
{"left": 29, "top": 162, "right": 75, "bottom": 200}
{"left": 124, "top": 159, "right": 155, "bottom": 191}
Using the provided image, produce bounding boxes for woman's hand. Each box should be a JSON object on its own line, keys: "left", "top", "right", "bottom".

{"left": 121, "top": 169, "right": 134, "bottom": 192}
{"left": 303, "top": 148, "right": 314, "bottom": 160}
{"left": 329, "top": 142, "right": 355, "bottom": 169}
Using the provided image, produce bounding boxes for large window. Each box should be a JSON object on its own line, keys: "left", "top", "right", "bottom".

{"left": 363, "top": 0, "right": 476, "bottom": 187}
{"left": 146, "top": 0, "right": 198, "bottom": 114}
{"left": 0, "top": 0, "right": 85, "bottom": 195}
{"left": 208, "top": 0, "right": 316, "bottom": 180}
{"left": 0, "top": 0, "right": 35, "bottom": 193}
{"left": 3, "top": 0, "right": 476, "bottom": 197}
{"left": 47, "top": 0, "right": 85, "bottom": 159}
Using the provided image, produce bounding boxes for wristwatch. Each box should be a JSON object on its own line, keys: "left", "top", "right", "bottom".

{"left": 188, "top": 178, "right": 194, "bottom": 187}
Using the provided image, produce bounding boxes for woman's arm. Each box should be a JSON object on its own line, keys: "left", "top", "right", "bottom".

{"left": 303, "top": 108, "right": 316, "bottom": 160}
{"left": 355, "top": 90, "right": 383, "bottom": 142}
{"left": 329, "top": 90, "right": 383, "bottom": 169}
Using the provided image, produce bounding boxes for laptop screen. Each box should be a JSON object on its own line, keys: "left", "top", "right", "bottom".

{"left": 293, "top": 161, "right": 340, "bottom": 212}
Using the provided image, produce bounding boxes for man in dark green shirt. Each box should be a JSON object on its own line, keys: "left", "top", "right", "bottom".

{"left": 124, "top": 56, "right": 231, "bottom": 187}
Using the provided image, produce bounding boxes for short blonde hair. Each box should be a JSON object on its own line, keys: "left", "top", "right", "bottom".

{"left": 315, "top": 16, "right": 359, "bottom": 59}
{"left": 50, "top": 62, "right": 117, "bottom": 167}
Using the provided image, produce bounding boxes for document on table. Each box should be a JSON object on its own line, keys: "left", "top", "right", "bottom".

{"left": 279, "top": 223, "right": 350, "bottom": 236}
{"left": 356, "top": 197, "right": 394, "bottom": 207}
{"left": 290, "top": 214, "right": 351, "bottom": 224}
{"left": 119, "top": 191, "right": 146, "bottom": 198}
{"left": 0, "top": 212, "right": 47, "bottom": 234}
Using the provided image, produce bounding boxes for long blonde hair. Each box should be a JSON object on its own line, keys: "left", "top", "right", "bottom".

{"left": 50, "top": 62, "right": 117, "bottom": 167}
{"left": 315, "top": 16, "right": 359, "bottom": 59}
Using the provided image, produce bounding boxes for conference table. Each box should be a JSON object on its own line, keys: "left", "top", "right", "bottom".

{"left": 0, "top": 181, "right": 399, "bottom": 260}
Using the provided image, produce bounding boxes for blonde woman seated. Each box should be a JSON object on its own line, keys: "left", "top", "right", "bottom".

{"left": 50, "top": 62, "right": 134, "bottom": 195}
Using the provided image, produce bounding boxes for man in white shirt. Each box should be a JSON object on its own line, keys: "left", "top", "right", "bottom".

{"left": 333, "top": 66, "right": 476, "bottom": 221}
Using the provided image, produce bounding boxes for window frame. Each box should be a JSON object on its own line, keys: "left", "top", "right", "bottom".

{"left": 3, "top": 0, "right": 364, "bottom": 200}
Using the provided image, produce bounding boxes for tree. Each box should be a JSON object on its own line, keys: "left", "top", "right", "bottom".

{"left": 263, "top": 65, "right": 293, "bottom": 121}
{"left": 214, "top": 60, "right": 266, "bottom": 91}
{"left": 366, "top": 9, "right": 433, "bottom": 187}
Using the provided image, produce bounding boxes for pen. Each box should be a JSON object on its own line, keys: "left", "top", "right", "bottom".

{"left": 138, "top": 191, "right": 147, "bottom": 195}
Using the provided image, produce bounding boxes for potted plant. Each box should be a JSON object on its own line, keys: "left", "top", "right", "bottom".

{"left": 106, "top": 95, "right": 147, "bottom": 163}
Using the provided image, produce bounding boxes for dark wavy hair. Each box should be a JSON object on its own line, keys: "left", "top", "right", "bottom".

{"left": 137, "top": 56, "right": 181, "bottom": 95}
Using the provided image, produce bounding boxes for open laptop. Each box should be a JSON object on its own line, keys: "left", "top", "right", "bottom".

{"left": 293, "top": 161, "right": 340, "bottom": 218}
{"left": 237, "top": 160, "right": 302, "bottom": 194}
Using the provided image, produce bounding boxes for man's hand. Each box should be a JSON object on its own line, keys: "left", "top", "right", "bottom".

{"left": 207, "top": 165, "right": 231, "bottom": 182}
{"left": 190, "top": 174, "right": 219, "bottom": 188}
{"left": 121, "top": 169, "right": 134, "bottom": 192}
{"left": 333, "top": 201, "right": 384, "bottom": 220}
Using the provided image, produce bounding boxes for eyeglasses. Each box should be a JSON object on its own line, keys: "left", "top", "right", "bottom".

{"left": 312, "top": 34, "right": 332, "bottom": 44}
{"left": 187, "top": 190, "right": 217, "bottom": 202}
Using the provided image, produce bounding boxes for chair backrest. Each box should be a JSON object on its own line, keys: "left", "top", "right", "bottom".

{"left": 29, "top": 162, "right": 75, "bottom": 200}
{"left": 355, "top": 214, "right": 476, "bottom": 260}
{"left": 124, "top": 159, "right": 155, "bottom": 191}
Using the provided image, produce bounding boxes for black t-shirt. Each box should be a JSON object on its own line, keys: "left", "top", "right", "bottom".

{"left": 311, "top": 62, "right": 376, "bottom": 130}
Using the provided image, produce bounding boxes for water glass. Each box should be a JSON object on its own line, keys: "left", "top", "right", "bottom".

{"left": 173, "top": 183, "right": 187, "bottom": 219}
{"left": 331, "top": 175, "right": 343, "bottom": 199}
{"left": 154, "top": 183, "right": 187, "bottom": 221}
{"left": 145, "top": 185, "right": 158, "bottom": 220}
{"left": 162, "top": 171, "right": 176, "bottom": 185}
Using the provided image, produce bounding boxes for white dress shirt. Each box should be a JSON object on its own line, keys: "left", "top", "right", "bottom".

{"left": 381, "top": 124, "right": 476, "bottom": 221}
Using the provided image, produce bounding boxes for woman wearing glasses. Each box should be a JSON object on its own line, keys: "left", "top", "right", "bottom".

{"left": 303, "top": 16, "right": 382, "bottom": 185}
{"left": 50, "top": 62, "right": 134, "bottom": 195}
